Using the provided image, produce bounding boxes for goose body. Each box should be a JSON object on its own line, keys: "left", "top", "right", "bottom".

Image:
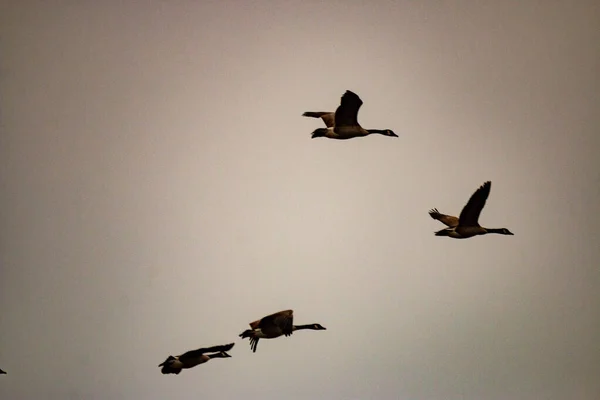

{"left": 429, "top": 181, "right": 514, "bottom": 239}
{"left": 239, "top": 309, "right": 326, "bottom": 352}
{"left": 158, "top": 342, "right": 234, "bottom": 375}
{"left": 303, "top": 91, "right": 397, "bottom": 140}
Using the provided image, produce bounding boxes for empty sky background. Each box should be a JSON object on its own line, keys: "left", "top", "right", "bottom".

{"left": 1, "top": 1, "right": 599, "bottom": 399}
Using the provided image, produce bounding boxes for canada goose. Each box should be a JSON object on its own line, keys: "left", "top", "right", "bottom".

{"left": 304, "top": 90, "right": 398, "bottom": 139}
{"left": 158, "top": 342, "right": 234, "bottom": 375}
{"left": 0, "top": 368, "right": 6, "bottom": 374}
{"left": 239, "top": 309, "right": 326, "bottom": 352}
{"left": 429, "top": 181, "right": 514, "bottom": 239}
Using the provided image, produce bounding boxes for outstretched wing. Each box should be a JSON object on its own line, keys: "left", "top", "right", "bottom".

{"left": 458, "top": 181, "right": 491, "bottom": 227}
{"left": 428, "top": 208, "right": 459, "bottom": 227}
{"left": 302, "top": 111, "right": 335, "bottom": 128}
{"left": 259, "top": 309, "right": 294, "bottom": 335}
{"left": 179, "top": 343, "right": 235, "bottom": 359}
{"left": 334, "top": 91, "right": 362, "bottom": 127}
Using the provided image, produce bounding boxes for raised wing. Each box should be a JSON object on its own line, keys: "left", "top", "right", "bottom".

{"left": 458, "top": 181, "right": 491, "bottom": 227}
{"left": 302, "top": 111, "right": 335, "bottom": 128}
{"left": 259, "top": 309, "right": 294, "bottom": 335}
{"left": 334, "top": 90, "right": 362, "bottom": 127}
{"left": 428, "top": 208, "right": 459, "bottom": 227}
{"left": 179, "top": 343, "right": 235, "bottom": 360}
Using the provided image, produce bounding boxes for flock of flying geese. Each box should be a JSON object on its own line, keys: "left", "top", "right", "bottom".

{"left": 0, "top": 90, "right": 513, "bottom": 377}
{"left": 159, "top": 310, "right": 326, "bottom": 375}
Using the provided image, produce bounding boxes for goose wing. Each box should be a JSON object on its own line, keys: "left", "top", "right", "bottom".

{"left": 302, "top": 111, "right": 335, "bottom": 128}
{"left": 334, "top": 91, "right": 362, "bottom": 127}
{"left": 179, "top": 343, "right": 235, "bottom": 360}
{"left": 458, "top": 181, "right": 491, "bottom": 227}
{"left": 428, "top": 208, "right": 459, "bottom": 227}
{"left": 258, "top": 309, "right": 294, "bottom": 335}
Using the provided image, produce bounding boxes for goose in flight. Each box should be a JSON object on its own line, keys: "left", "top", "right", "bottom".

{"left": 303, "top": 90, "right": 397, "bottom": 139}
{"left": 239, "top": 309, "right": 326, "bottom": 352}
{"left": 429, "top": 181, "right": 514, "bottom": 239}
{"left": 158, "top": 342, "right": 234, "bottom": 375}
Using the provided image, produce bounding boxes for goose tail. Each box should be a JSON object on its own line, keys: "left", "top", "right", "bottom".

{"left": 311, "top": 128, "right": 328, "bottom": 138}
{"left": 434, "top": 228, "right": 452, "bottom": 236}
{"left": 239, "top": 329, "right": 254, "bottom": 339}
{"left": 159, "top": 356, "right": 181, "bottom": 375}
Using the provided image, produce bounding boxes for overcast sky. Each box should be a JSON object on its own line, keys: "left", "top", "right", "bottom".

{"left": 1, "top": 1, "right": 599, "bottom": 399}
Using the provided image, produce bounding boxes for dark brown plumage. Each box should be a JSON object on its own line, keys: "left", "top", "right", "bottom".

{"left": 302, "top": 111, "right": 335, "bottom": 128}
{"left": 239, "top": 310, "right": 326, "bottom": 352}
{"left": 304, "top": 91, "right": 398, "bottom": 139}
{"left": 158, "top": 343, "right": 234, "bottom": 375}
{"left": 430, "top": 181, "right": 514, "bottom": 239}
{"left": 428, "top": 208, "right": 459, "bottom": 227}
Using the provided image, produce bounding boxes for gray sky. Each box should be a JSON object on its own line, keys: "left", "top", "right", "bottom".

{"left": 1, "top": 1, "right": 599, "bottom": 399}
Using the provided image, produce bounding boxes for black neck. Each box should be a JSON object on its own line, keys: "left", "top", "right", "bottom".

{"left": 487, "top": 228, "right": 505, "bottom": 234}
{"left": 366, "top": 129, "right": 387, "bottom": 134}
{"left": 294, "top": 324, "right": 317, "bottom": 330}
